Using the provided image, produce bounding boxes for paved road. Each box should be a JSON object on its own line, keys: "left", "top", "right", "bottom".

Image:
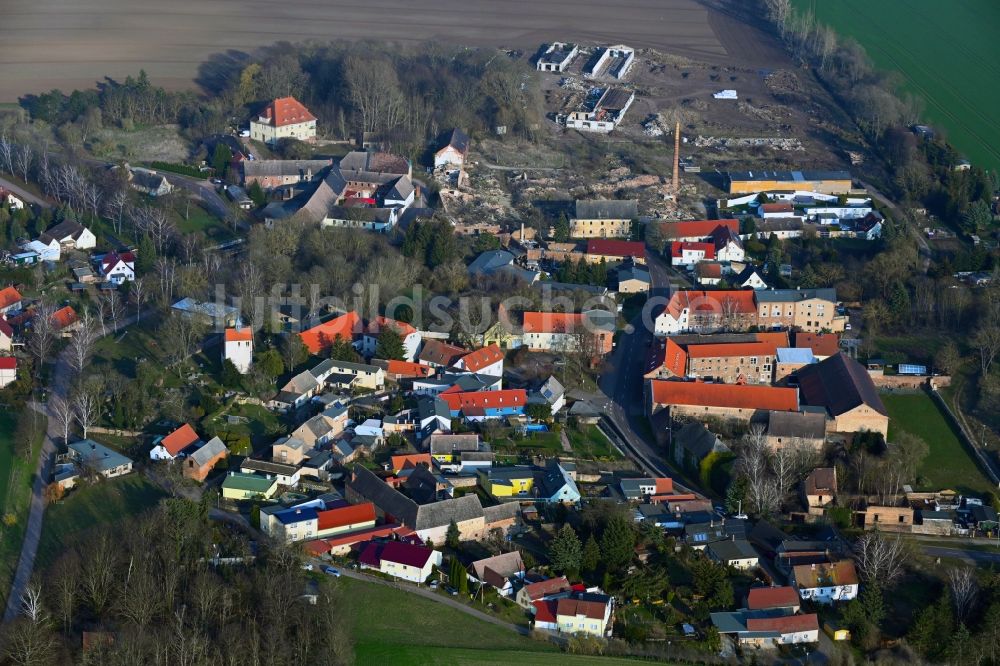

{"left": 923, "top": 546, "right": 1000, "bottom": 565}
{"left": 859, "top": 179, "right": 931, "bottom": 274}
{"left": 0, "top": 175, "right": 51, "bottom": 209}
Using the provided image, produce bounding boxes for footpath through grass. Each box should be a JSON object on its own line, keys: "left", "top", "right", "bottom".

{"left": 882, "top": 392, "right": 994, "bottom": 495}
{"left": 335, "top": 577, "right": 646, "bottom": 665}
{"left": 0, "top": 410, "right": 45, "bottom": 609}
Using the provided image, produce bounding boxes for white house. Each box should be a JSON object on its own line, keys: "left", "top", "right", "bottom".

{"left": 21, "top": 238, "right": 60, "bottom": 262}
{"left": 360, "top": 316, "right": 420, "bottom": 362}
{"left": 712, "top": 227, "right": 745, "bottom": 263}
{"left": 250, "top": 97, "right": 317, "bottom": 145}
{"left": 39, "top": 220, "right": 97, "bottom": 251}
{"left": 100, "top": 251, "right": 135, "bottom": 285}
{"left": 0, "top": 357, "right": 16, "bottom": 388}
{"left": 0, "top": 319, "right": 13, "bottom": 353}
{"left": 359, "top": 541, "right": 442, "bottom": 584}
{"left": 454, "top": 344, "right": 505, "bottom": 378}
{"left": 223, "top": 327, "right": 253, "bottom": 373}
{"left": 434, "top": 129, "right": 470, "bottom": 170}
{"left": 792, "top": 561, "right": 859, "bottom": 604}
{"left": 670, "top": 241, "right": 715, "bottom": 267}
{"left": 0, "top": 189, "right": 25, "bottom": 210}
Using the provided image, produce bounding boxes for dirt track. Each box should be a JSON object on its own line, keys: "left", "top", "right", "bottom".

{"left": 1, "top": 0, "right": 786, "bottom": 101}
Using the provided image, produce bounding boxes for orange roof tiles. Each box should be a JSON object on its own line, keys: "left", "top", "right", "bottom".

{"left": 794, "top": 332, "right": 840, "bottom": 357}
{"left": 747, "top": 613, "right": 818, "bottom": 634}
{"left": 261, "top": 96, "right": 316, "bottom": 127}
{"left": 391, "top": 454, "right": 432, "bottom": 473}
{"left": 299, "top": 311, "right": 361, "bottom": 354}
{"left": 661, "top": 219, "right": 739, "bottom": 239}
{"left": 224, "top": 327, "right": 253, "bottom": 342}
{"left": 754, "top": 331, "right": 790, "bottom": 347}
{"left": 663, "top": 339, "right": 687, "bottom": 376}
{"left": 586, "top": 239, "right": 646, "bottom": 259}
{"left": 460, "top": 344, "right": 504, "bottom": 372}
{"left": 0, "top": 286, "right": 22, "bottom": 310}
{"left": 670, "top": 241, "right": 716, "bottom": 260}
{"left": 697, "top": 262, "right": 723, "bottom": 278}
{"left": 0, "top": 318, "right": 12, "bottom": 338}
{"left": 651, "top": 380, "right": 798, "bottom": 411}
{"left": 385, "top": 360, "right": 434, "bottom": 378}
{"left": 51, "top": 306, "right": 78, "bottom": 330}
{"left": 316, "top": 502, "right": 376, "bottom": 532}
{"left": 556, "top": 596, "right": 608, "bottom": 621}
{"left": 686, "top": 340, "right": 777, "bottom": 359}
{"left": 440, "top": 389, "right": 527, "bottom": 412}
{"left": 654, "top": 478, "right": 674, "bottom": 494}
{"left": 160, "top": 423, "right": 201, "bottom": 457}
{"left": 522, "top": 576, "right": 571, "bottom": 601}
{"left": 761, "top": 203, "right": 794, "bottom": 213}
{"left": 747, "top": 586, "right": 800, "bottom": 610}
{"left": 665, "top": 290, "right": 757, "bottom": 319}
{"left": 522, "top": 312, "right": 585, "bottom": 334}
{"left": 365, "top": 315, "right": 416, "bottom": 337}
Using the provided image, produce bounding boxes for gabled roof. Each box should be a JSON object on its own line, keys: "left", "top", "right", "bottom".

{"left": 794, "top": 332, "right": 840, "bottom": 357}
{"left": 574, "top": 199, "right": 638, "bottom": 220}
{"left": 51, "top": 306, "right": 78, "bottom": 330}
{"left": 755, "top": 288, "right": 837, "bottom": 304}
{"left": 391, "top": 453, "right": 432, "bottom": 473}
{"left": 316, "top": 502, "right": 376, "bottom": 531}
{"left": 224, "top": 327, "right": 253, "bottom": 342}
{"left": 661, "top": 219, "right": 739, "bottom": 239}
{"left": 259, "top": 96, "right": 316, "bottom": 127}
{"left": 418, "top": 339, "right": 469, "bottom": 367}
{"left": 100, "top": 251, "right": 135, "bottom": 273}
{"left": 521, "top": 576, "right": 571, "bottom": 600}
{"left": 0, "top": 357, "right": 16, "bottom": 370}
{"left": 189, "top": 436, "right": 227, "bottom": 467}
{"left": 382, "top": 359, "right": 434, "bottom": 378}
{"left": 746, "top": 613, "right": 818, "bottom": 634}
{"left": 0, "top": 286, "right": 23, "bottom": 310}
{"left": 439, "top": 389, "right": 526, "bottom": 413}
{"left": 470, "top": 551, "right": 524, "bottom": 582}
{"left": 40, "top": 219, "right": 88, "bottom": 244}
{"left": 803, "top": 467, "right": 837, "bottom": 496}
{"left": 747, "top": 586, "right": 800, "bottom": 610}
{"left": 299, "top": 311, "right": 361, "bottom": 354}
{"left": 662, "top": 290, "right": 757, "bottom": 319}
{"left": 364, "top": 315, "right": 417, "bottom": 337}
{"left": 686, "top": 340, "right": 777, "bottom": 359}
{"left": 586, "top": 239, "right": 646, "bottom": 259}
{"left": 533, "top": 599, "right": 558, "bottom": 623}
{"left": 760, "top": 202, "right": 794, "bottom": 213}
{"left": 556, "top": 595, "right": 609, "bottom": 621}
{"left": 651, "top": 381, "right": 798, "bottom": 412}
{"left": 670, "top": 241, "right": 716, "bottom": 260}
{"left": 441, "top": 128, "right": 470, "bottom": 155}
{"left": 697, "top": 262, "right": 723, "bottom": 279}
{"left": 522, "top": 311, "right": 584, "bottom": 334}
{"left": 0, "top": 318, "right": 13, "bottom": 339}
{"left": 767, "top": 410, "right": 827, "bottom": 441}
{"left": 793, "top": 559, "right": 858, "bottom": 588}
{"left": 460, "top": 344, "right": 504, "bottom": 372}
{"left": 797, "top": 352, "right": 886, "bottom": 417}
{"left": 428, "top": 433, "right": 481, "bottom": 455}
{"left": 160, "top": 423, "right": 201, "bottom": 457}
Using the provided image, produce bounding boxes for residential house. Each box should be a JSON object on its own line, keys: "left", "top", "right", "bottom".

{"left": 671, "top": 421, "right": 728, "bottom": 469}
{"left": 569, "top": 199, "right": 637, "bottom": 238}
{"left": 21, "top": 236, "right": 60, "bottom": 262}
{"left": 644, "top": 338, "right": 688, "bottom": 380}
{"left": 712, "top": 611, "right": 819, "bottom": 647}
{"left": 863, "top": 505, "right": 914, "bottom": 532}
{"left": 100, "top": 252, "right": 135, "bottom": 285}
{"left": 653, "top": 290, "right": 757, "bottom": 336}
{"left": 528, "top": 375, "right": 566, "bottom": 416}
{"left": 182, "top": 437, "right": 228, "bottom": 482}
{"left": 755, "top": 288, "right": 844, "bottom": 333}
{"left": 50, "top": 306, "right": 81, "bottom": 338}
{"left": 733, "top": 264, "right": 768, "bottom": 289}
{"left": 480, "top": 466, "right": 535, "bottom": 499}
{"left": 726, "top": 170, "right": 852, "bottom": 195}
{"left": 616, "top": 263, "right": 651, "bottom": 294}
{"left": 0, "top": 356, "right": 16, "bottom": 388}
{"left": 454, "top": 344, "right": 505, "bottom": 378}
{"left": 696, "top": 262, "right": 723, "bottom": 286}
{"left": 312, "top": 358, "right": 385, "bottom": 390}
{"left": 360, "top": 316, "right": 421, "bottom": 361}
{"left": 707, "top": 538, "right": 760, "bottom": 570}
{"left": 0, "top": 188, "right": 25, "bottom": 210}
{"left": 0, "top": 286, "right": 22, "bottom": 315}
{"left": 434, "top": 128, "right": 470, "bottom": 169}
{"left": 391, "top": 453, "right": 433, "bottom": 475}
{"left": 660, "top": 219, "right": 739, "bottom": 243}
{"left": 150, "top": 423, "right": 201, "bottom": 461}
{"left": 129, "top": 167, "right": 173, "bottom": 196}
{"left": 262, "top": 500, "right": 378, "bottom": 543}
{"left": 359, "top": 540, "right": 442, "bottom": 584}
{"left": 374, "top": 359, "right": 435, "bottom": 380}
{"left": 711, "top": 225, "right": 745, "bottom": 262}
{"left": 240, "top": 459, "right": 300, "bottom": 488}
{"left": 556, "top": 594, "right": 614, "bottom": 637}
{"left": 758, "top": 202, "right": 796, "bottom": 218}
{"left": 271, "top": 371, "right": 322, "bottom": 412}
{"left": 242, "top": 159, "right": 331, "bottom": 190}
{"left": 670, "top": 241, "right": 715, "bottom": 267}
{"left": 417, "top": 397, "right": 452, "bottom": 440}
{"left": 223, "top": 327, "right": 253, "bottom": 373}
{"left": 792, "top": 560, "right": 859, "bottom": 604}
{"left": 521, "top": 310, "right": 614, "bottom": 355}
{"left": 766, "top": 410, "right": 827, "bottom": 452}
{"left": 584, "top": 239, "right": 646, "bottom": 265}
{"left": 418, "top": 339, "right": 470, "bottom": 369}
{"left": 440, "top": 389, "right": 526, "bottom": 421}
{"left": 793, "top": 332, "right": 840, "bottom": 360}
{"left": 250, "top": 96, "right": 317, "bottom": 145}
{"left": 684, "top": 340, "right": 778, "bottom": 384}
{"left": 620, "top": 477, "right": 674, "bottom": 502}
{"left": 467, "top": 249, "right": 540, "bottom": 283}
{"left": 171, "top": 297, "right": 241, "bottom": 328}
{"left": 648, "top": 380, "right": 798, "bottom": 424}
{"left": 468, "top": 551, "right": 525, "bottom": 597}
{"left": 288, "top": 405, "right": 349, "bottom": 450}
{"left": 0, "top": 319, "right": 13, "bottom": 353}
{"left": 38, "top": 220, "right": 97, "bottom": 251}
{"left": 538, "top": 460, "right": 581, "bottom": 504}
{"left": 299, "top": 310, "right": 361, "bottom": 354}
{"left": 428, "top": 433, "right": 483, "bottom": 463}
{"left": 747, "top": 586, "right": 801, "bottom": 613}
{"left": 222, "top": 472, "right": 279, "bottom": 500}
{"left": 68, "top": 440, "right": 133, "bottom": 478}
{"left": 797, "top": 353, "right": 889, "bottom": 437}
{"left": 271, "top": 436, "right": 309, "bottom": 466}
{"left": 517, "top": 576, "right": 572, "bottom": 609}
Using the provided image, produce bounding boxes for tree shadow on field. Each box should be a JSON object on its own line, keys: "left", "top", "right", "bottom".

{"left": 196, "top": 50, "right": 253, "bottom": 96}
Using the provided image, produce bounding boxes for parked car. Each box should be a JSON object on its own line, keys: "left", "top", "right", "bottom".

{"left": 429, "top": 580, "right": 439, "bottom": 589}
{"left": 302, "top": 563, "right": 314, "bottom": 571}
{"left": 444, "top": 586, "right": 458, "bottom": 596}
{"left": 323, "top": 566, "right": 341, "bottom": 578}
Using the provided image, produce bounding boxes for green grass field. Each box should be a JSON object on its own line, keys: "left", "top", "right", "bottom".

{"left": 37, "top": 474, "right": 166, "bottom": 568}
{"left": 567, "top": 425, "right": 622, "bottom": 460}
{"left": 335, "top": 577, "right": 646, "bottom": 665}
{"left": 797, "top": 0, "right": 1000, "bottom": 171}
{"left": 882, "top": 392, "right": 994, "bottom": 495}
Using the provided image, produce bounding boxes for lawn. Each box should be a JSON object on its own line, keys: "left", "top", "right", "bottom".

{"left": 37, "top": 474, "right": 167, "bottom": 568}
{"left": 170, "top": 204, "right": 237, "bottom": 244}
{"left": 90, "top": 319, "right": 164, "bottom": 378}
{"left": 566, "top": 425, "right": 622, "bottom": 460}
{"left": 334, "top": 577, "right": 645, "bottom": 665}
{"left": 0, "top": 409, "right": 45, "bottom": 609}
{"left": 882, "top": 392, "right": 994, "bottom": 495}
{"left": 796, "top": 0, "right": 1000, "bottom": 171}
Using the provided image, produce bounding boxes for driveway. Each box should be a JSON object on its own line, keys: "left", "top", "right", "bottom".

{"left": 0, "top": 176, "right": 51, "bottom": 208}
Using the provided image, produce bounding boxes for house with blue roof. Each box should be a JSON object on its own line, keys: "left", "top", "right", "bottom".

{"left": 68, "top": 440, "right": 134, "bottom": 479}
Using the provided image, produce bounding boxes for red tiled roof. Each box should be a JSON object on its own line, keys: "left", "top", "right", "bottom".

{"left": 522, "top": 312, "right": 585, "bottom": 334}
{"left": 365, "top": 315, "right": 417, "bottom": 337}
{"left": 664, "top": 290, "right": 757, "bottom": 319}
{"left": 0, "top": 357, "right": 16, "bottom": 370}
{"left": 100, "top": 251, "right": 135, "bottom": 273}
{"left": 439, "top": 389, "right": 526, "bottom": 412}
{"left": 379, "top": 541, "right": 435, "bottom": 568}
{"left": 557, "top": 596, "right": 609, "bottom": 621}
{"left": 224, "top": 327, "right": 253, "bottom": 342}
{"left": 661, "top": 219, "right": 739, "bottom": 239}
{"left": 664, "top": 339, "right": 688, "bottom": 376}
{"left": 316, "top": 502, "right": 376, "bottom": 532}
{"left": 686, "top": 340, "right": 777, "bottom": 359}
{"left": 670, "top": 241, "right": 716, "bottom": 260}
{"left": 304, "top": 539, "right": 332, "bottom": 557}
{"left": 794, "top": 332, "right": 840, "bottom": 357}
{"left": 460, "top": 344, "right": 504, "bottom": 372}
{"left": 299, "top": 311, "right": 361, "bottom": 354}
{"left": 697, "top": 262, "right": 723, "bottom": 278}
{"left": 755, "top": 332, "right": 790, "bottom": 347}
{"left": 51, "top": 306, "right": 78, "bottom": 331}
{"left": 586, "top": 239, "right": 646, "bottom": 259}
{"left": 160, "top": 423, "right": 201, "bottom": 457}
{"left": 0, "top": 286, "right": 22, "bottom": 310}
{"left": 654, "top": 478, "right": 674, "bottom": 494}
{"left": 385, "top": 360, "right": 434, "bottom": 378}
{"left": 261, "top": 96, "right": 316, "bottom": 127}
{"left": 522, "top": 576, "right": 571, "bottom": 601}
{"left": 761, "top": 203, "right": 794, "bottom": 213}
{"left": 418, "top": 339, "right": 469, "bottom": 367}
{"left": 0, "top": 318, "right": 12, "bottom": 338}
{"left": 391, "top": 454, "right": 432, "bottom": 473}
{"left": 747, "top": 586, "right": 800, "bottom": 610}
{"left": 533, "top": 599, "right": 558, "bottom": 623}
{"left": 651, "top": 380, "right": 798, "bottom": 411}
{"left": 747, "top": 613, "right": 818, "bottom": 634}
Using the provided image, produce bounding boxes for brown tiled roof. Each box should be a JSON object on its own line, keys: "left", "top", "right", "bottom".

{"left": 261, "top": 96, "right": 316, "bottom": 127}
{"left": 747, "top": 586, "right": 799, "bottom": 610}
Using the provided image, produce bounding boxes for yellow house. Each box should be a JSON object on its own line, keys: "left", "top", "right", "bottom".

{"left": 481, "top": 320, "right": 521, "bottom": 350}
{"left": 221, "top": 472, "right": 278, "bottom": 501}
{"left": 726, "top": 170, "right": 852, "bottom": 195}
{"left": 556, "top": 595, "right": 613, "bottom": 637}
{"left": 480, "top": 466, "right": 535, "bottom": 498}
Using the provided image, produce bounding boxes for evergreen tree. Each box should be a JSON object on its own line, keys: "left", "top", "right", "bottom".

{"left": 446, "top": 520, "right": 460, "bottom": 549}
{"left": 553, "top": 213, "right": 570, "bottom": 242}
{"left": 247, "top": 180, "right": 267, "bottom": 207}
{"left": 375, "top": 327, "right": 406, "bottom": 361}
{"left": 329, "top": 337, "right": 360, "bottom": 362}
{"left": 581, "top": 534, "right": 601, "bottom": 574}
{"left": 221, "top": 359, "right": 243, "bottom": 388}
{"left": 256, "top": 348, "right": 284, "bottom": 378}
{"left": 135, "top": 234, "right": 156, "bottom": 274}
{"left": 548, "top": 524, "right": 583, "bottom": 575}
{"left": 212, "top": 142, "right": 233, "bottom": 178}
{"left": 600, "top": 515, "right": 636, "bottom": 573}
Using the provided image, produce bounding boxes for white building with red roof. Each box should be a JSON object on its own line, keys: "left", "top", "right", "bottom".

{"left": 250, "top": 96, "right": 317, "bottom": 145}
{"left": 0, "top": 318, "right": 13, "bottom": 353}
{"left": 0, "top": 286, "right": 22, "bottom": 316}
{"left": 358, "top": 540, "right": 442, "bottom": 583}
{"left": 223, "top": 326, "right": 253, "bottom": 373}
{"left": 454, "top": 344, "right": 504, "bottom": 377}
{"left": 100, "top": 251, "right": 135, "bottom": 285}
{"left": 0, "top": 356, "right": 16, "bottom": 388}
{"left": 360, "top": 316, "right": 420, "bottom": 361}
{"left": 150, "top": 423, "right": 202, "bottom": 461}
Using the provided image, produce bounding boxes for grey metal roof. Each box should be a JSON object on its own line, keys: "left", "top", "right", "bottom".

{"left": 384, "top": 175, "right": 414, "bottom": 201}
{"left": 69, "top": 440, "right": 133, "bottom": 473}
{"left": 727, "top": 170, "right": 851, "bottom": 183}
{"left": 190, "top": 436, "right": 227, "bottom": 467}
{"left": 797, "top": 352, "right": 887, "bottom": 417}
{"left": 708, "top": 538, "right": 759, "bottom": 562}
{"left": 468, "top": 250, "right": 516, "bottom": 275}
{"left": 767, "top": 410, "right": 827, "bottom": 441}
{"left": 428, "top": 433, "right": 481, "bottom": 455}
{"left": 675, "top": 421, "right": 726, "bottom": 459}
{"left": 754, "top": 288, "right": 837, "bottom": 303}
{"left": 242, "top": 159, "right": 330, "bottom": 179}
{"left": 574, "top": 199, "right": 638, "bottom": 220}
{"left": 241, "top": 458, "right": 298, "bottom": 475}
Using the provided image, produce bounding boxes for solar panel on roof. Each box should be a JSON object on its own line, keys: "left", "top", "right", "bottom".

{"left": 898, "top": 364, "right": 927, "bottom": 375}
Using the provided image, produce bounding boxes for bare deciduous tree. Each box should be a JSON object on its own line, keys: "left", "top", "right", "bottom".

{"left": 73, "top": 390, "right": 99, "bottom": 440}
{"left": 738, "top": 425, "right": 780, "bottom": 517}
{"left": 131, "top": 277, "right": 146, "bottom": 322}
{"left": 15, "top": 143, "right": 32, "bottom": 184}
{"left": 67, "top": 310, "right": 98, "bottom": 378}
{"left": 949, "top": 567, "right": 979, "bottom": 624}
{"left": 102, "top": 289, "right": 125, "bottom": 333}
{"left": 48, "top": 394, "right": 75, "bottom": 445}
{"left": 854, "top": 530, "right": 906, "bottom": 588}
{"left": 26, "top": 304, "right": 57, "bottom": 369}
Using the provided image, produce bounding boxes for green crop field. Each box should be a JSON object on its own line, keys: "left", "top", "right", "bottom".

{"left": 882, "top": 392, "right": 994, "bottom": 495}
{"left": 797, "top": 0, "right": 1000, "bottom": 171}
